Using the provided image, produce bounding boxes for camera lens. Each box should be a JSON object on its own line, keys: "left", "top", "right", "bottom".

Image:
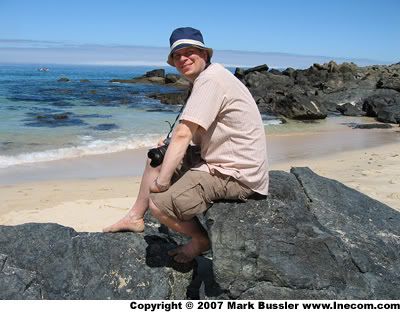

{"left": 147, "top": 144, "right": 168, "bottom": 167}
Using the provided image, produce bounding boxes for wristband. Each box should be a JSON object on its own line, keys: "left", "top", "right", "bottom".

{"left": 154, "top": 177, "right": 170, "bottom": 192}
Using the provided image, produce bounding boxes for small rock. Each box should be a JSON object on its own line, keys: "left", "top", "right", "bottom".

{"left": 57, "top": 77, "right": 70, "bottom": 82}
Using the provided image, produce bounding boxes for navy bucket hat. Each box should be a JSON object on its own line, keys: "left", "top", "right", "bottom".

{"left": 167, "top": 27, "right": 213, "bottom": 66}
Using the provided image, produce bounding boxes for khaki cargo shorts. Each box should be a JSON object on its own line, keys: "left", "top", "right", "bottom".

{"left": 149, "top": 169, "right": 253, "bottom": 221}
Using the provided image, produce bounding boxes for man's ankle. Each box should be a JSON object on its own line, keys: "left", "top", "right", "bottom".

{"left": 127, "top": 210, "right": 142, "bottom": 220}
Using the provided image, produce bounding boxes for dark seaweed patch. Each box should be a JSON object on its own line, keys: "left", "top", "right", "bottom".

{"left": 146, "top": 108, "right": 176, "bottom": 113}
{"left": 23, "top": 112, "right": 88, "bottom": 127}
{"left": 90, "top": 123, "right": 119, "bottom": 131}
{"left": 51, "top": 100, "right": 74, "bottom": 107}
{"left": 78, "top": 114, "right": 113, "bottom": 118}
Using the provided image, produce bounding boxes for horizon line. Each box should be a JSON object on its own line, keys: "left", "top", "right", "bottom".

{"left": 0, "top": 38, "right": 392, "bottom": 65}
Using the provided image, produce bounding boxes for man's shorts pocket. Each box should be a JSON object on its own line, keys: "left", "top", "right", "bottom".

{"left": 171, "top": 183, "right": 210, "bottom": 220}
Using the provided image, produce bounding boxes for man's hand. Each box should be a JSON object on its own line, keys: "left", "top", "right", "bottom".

{"left": 152, "top": 120, "right": 199, "bottom": 192}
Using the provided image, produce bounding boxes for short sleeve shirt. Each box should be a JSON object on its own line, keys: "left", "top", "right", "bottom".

{"left": 180, "top": 63, "right": 269, "bottom": 195}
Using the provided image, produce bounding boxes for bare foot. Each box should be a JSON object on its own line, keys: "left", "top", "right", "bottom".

{"left": 168, "top": 237, "right": 210, "bottom": 263}
{"left": 103, "top": 213, "right": 144, "bottom": 233}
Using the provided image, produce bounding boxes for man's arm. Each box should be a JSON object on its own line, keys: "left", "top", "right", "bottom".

{"left": 151, "top": 120, "right": 199, "bottom": 192}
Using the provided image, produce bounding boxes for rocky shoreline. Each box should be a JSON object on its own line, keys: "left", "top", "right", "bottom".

{"left": 1, "top": 168, "right": 399, "bottom": 299}
{"left": 51, "top": 61, "right": 400, "bottom": 128}
{"left": 119, "top": 61, "right": 400, "bottom": 125}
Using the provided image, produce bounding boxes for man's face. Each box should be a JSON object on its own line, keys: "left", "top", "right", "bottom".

{"left": 172, "top": 47, "right": 208, "bottom": 81}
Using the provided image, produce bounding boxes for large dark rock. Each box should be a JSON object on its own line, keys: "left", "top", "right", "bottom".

{"left": 109, "top": 69, "right": 189, "bottom": 88}
{"left": 1, "top": 168, "right": 399, "bottom": 300}
{"left": 363, "top": 89, "right": 400, "bottom": 123}
{"left": 235, "top": 64, "right": 269, "bottom": 79}
{"left": 204, "top": 168, "right": 400, "bottom": 299}
{"left": 350, "top": 123, "right": 393, "bottom": 129}
{"left": 377, "top": 76, "right": 400, "bottom": 92}
{"left": 260, "top": 92, "right": 327, "bottom": 120}
{"left": 235, "top": 62, "right": 400, "bottom": 122}
{"left": 165, "top": 74, "right": 180, "bottom": 84}
{"left": 148, "top": 92, "right": 189, "bottom": 105}
{"left": 336, "top": 102, "right": 365, "bottom": 116}
{"left": 0, "top": 223, "right": 193, "bottom": 299}
{"left": 57, "top": 77, "right": 70, "bottom": 83}
{"left": 145, "top": 69, "right": 165, "bottom": 78}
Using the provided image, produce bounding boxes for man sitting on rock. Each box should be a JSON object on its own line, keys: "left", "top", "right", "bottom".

{"left": 104, "top": 27, "right": 269, "bottom": 263}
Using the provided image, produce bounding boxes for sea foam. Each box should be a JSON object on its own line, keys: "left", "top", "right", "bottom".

{"left": 0, "top": 134, "right": 161, "bottom": 168}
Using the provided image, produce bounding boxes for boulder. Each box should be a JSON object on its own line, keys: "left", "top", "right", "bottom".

{"left": 336, "top": 102, "right": 364, "bottom": 116}
{"left": 0, "top": 223, "right": 193, "bottom": 299}
{"left": 282, "top": 67, "right": 296, "bottom": 78}
{"left": 148, "top": 92, "right": 189, "bottom": 105}
{"left": 165, "top": 74, "right": 180, "bottom": 84}
{"left": 173, "top": 78, "right": 191, "bottom": 87}
{"left": 268, "top": 93, "right": 327, "bottom": 120}
{"left": 147, "top": 77, "right": 166, "bottom": 84}
{"left": 337, "top": 62, "right": 358, "bottom": 75}
{"left": 145, "top": 69, "right": 165, "bottom": 78}
{"left": 351, "top": 123, "right": 393, "bottom": 129}
{"left": 245, "top": 71, "right": 294, "bottom": 92}
{"left": 377, "top": 76, "right": 400, "bottom": 92}
{"left": 204, "top": 168, "right": 400, "bottom": 299}
{"left": 57, "top": 77, "right": 70, "bottom": 82}
{"left": 234, "top": 65, "right": 269, "bottom": 79}
{"left": 234, "top": 67, "right": 246, "bottom": 79}
{"left": 244, "top": 64, "right": 269, "bottom": 75}
{"left": 268, "top": 69, "right": 282, "bottom": 75}
{"left": 363, "top": 90, "right": 400, "bottom": 123}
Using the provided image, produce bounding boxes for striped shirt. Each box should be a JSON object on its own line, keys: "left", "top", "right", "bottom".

{"left": 180, "top": 63, "right": 269, "bottom": 195}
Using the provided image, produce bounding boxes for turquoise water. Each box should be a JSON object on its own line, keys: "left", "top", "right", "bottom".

{"left": 0, "top": 64, "right": 281, "bottom": 168}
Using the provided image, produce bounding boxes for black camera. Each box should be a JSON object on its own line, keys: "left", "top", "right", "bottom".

{"left": 147, "top": 138, "right": 170, "bottom": 167}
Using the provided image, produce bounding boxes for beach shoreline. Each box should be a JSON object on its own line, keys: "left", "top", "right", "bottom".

{"left": 0, "top": 122, "right": 399, "bottom": 232}
{"left": 1, "top": 115, "right": 399, "bottom": 184}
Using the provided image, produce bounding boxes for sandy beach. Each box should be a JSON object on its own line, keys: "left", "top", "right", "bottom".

{"left": 0, "top": 121, "right": 399, "bottom": 232}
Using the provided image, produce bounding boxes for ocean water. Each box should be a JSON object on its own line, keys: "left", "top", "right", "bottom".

{"left": 0, "top": 64, "right": 282, "bottom": 168}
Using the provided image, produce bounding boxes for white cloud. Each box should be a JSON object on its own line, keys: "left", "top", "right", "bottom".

{"left": 0, "top": 39, "right": 389, "bottom": 68}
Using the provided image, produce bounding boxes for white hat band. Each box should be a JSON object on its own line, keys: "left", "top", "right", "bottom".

{"left": 170, "top": 39, "right": 206, "bottom": 51}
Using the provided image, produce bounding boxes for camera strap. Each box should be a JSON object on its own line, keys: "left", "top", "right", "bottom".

{"left": 165, "top": 63, "right": 210, "bottom": 139}
{"left": 165, "top": 87, "right": 192, "bottom": 139}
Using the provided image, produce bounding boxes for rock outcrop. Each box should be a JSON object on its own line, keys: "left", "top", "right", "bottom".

{"left": 205, "top": 168, "right": 400, "bottom": 299}
{"left": 120, "top": 63, "right": 400, "bottom": 123}
{"left": 148, "top": 91, "right": 189, "bottom": 105}
{"left": 110, "top": 69, "right": 190, "bottom": 88}
{"left": 0, "top": 223, "right": 193, "bottom": 299}
{"left": 1, "top": 168, "right": 399, "bottom": 299}
{"left": 236, "top": 62, "right": 400, "bottom": 122}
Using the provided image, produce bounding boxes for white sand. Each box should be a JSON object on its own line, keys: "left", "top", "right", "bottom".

{"left": 271, "top": 142, "right": 400, "bottom": 211}
{"left": 0, "top": 177, "right": 141, "bottom": 232}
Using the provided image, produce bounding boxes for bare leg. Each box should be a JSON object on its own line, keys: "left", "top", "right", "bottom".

{"left": 103, "top": 159, "right": 160, "bottom": 233}
{"left": 149, "top": 199, "right": 210, "bottom": 263}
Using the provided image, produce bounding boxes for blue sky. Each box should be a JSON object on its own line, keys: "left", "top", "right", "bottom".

{"left": 0, "top": 0, "right": 399, "bottom": 67}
